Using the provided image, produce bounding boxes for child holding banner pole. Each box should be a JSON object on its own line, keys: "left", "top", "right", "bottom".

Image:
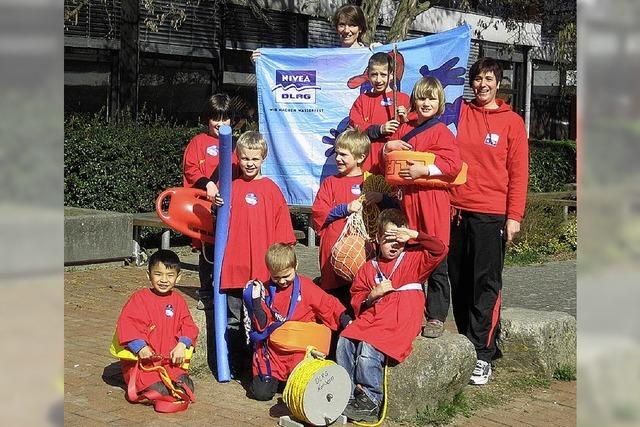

{"left": 348, "top": 51, "right": 410, "bottom": 175}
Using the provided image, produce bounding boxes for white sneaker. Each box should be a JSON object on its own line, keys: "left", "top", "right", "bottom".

{"left": 469, "top": 360, "right": 492, "bottom": 385}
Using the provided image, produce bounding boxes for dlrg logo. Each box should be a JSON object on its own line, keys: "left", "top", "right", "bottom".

{"left": 272, "top": 70, "right": 320, "bottom": 104}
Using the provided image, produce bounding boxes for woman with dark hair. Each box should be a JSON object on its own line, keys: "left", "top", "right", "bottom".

{"left": 448, "top": 57, "right": 529, "bottom": 386}
{"left": 332, "top": 4, "right": 368, "bottom": 48}
{"left": 252, "top": 4, "right": 378, "bottom": 61}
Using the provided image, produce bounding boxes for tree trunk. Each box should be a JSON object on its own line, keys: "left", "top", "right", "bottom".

{"left": 387, "top": 0, "right": 432, "bottom": 43}
{"left": 361, "top": 0, "right": 384, "bottom": 46}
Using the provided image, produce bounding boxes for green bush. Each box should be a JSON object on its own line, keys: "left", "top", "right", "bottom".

{"left": 65, "top": 115, "right": 576, "bottom": 212}
{"left": 529, "top": 139, "right": 576, "bottom": 192}
{"left": 506, "top": 197, "right": 577, "bottom": 265}
{"left": 64, "top": 114, "right": 200, "bottom": 213}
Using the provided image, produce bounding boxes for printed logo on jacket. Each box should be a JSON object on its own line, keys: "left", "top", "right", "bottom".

{"left": 272, "top": 70, "right": 320, "bottom": 104}
{"left": 245, "top": 193, "right": 258, "bottom": 206}
{"left": 206, "top": 145, "right": 219, "bottom": 156}
{"left": 165, "top": 304, "right": 174, "bottom": 317}
{"left": 484, "top": 133, "right": 500, "bottom": 147}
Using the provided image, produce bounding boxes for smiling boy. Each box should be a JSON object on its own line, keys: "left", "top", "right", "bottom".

{"left": 214, "top": 131, "right": 297, "bottom": 379}
{"left": 312, "top": 129, "right": 388, "bottom": 306}
{"left": 115, "top": 250, "right": 199, "bottom": 406}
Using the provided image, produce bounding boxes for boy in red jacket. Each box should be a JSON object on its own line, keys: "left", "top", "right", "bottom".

{"left": 337, "top": 209, "right": 446, "bottom": 423}
{"left": 311, "top": 129, "right": 388, "bottom": 307}
{"left": 349, "top": 52, "right": 410, "bottom": 174}
{"left": 385, "top": 76, "right": 462, "bottom": 338}
{"left": 115, "top": 250, "right": 199, "bottom": 407}
{"left": 182, "top": 93, "right": 236, "bottom": 310}
{"left": 243, "top": 243, "right": 351, "bottom": 401}
{"left": 214, "top": 131, "right": 297, "bottom": 378}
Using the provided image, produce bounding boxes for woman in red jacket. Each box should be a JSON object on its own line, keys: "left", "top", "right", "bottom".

{"left": 448, "top": 58, "right": 529, "bottom": 386}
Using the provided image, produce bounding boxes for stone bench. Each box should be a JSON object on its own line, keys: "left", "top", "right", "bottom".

{"left": 387, "top": 332, "right": 476, "bottom": 420}
{"left": 496, "top": 307, "right": 576, "bottom": 378}
{"left": 188, "top": 307, "right": 576, "bottom": 421}
{"left": 64, "top": 207, "right": 132, "bottom": 265}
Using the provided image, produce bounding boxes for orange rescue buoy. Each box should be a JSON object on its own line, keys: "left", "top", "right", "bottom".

{"left": 385, "top": 151, "right": 468, "bottom": 188}
{"left": 155, "top": 187, "right": 214, "bottom": 244}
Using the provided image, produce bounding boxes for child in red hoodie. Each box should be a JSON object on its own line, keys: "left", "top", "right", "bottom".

{"left": 182, "top": 93, "right": 237, "bottom": 310}
{"left": 384, "top": 76, "right": 462, "bottom": 339}
{"left": 448, "top": 57, "right": 529, "bottom": 386}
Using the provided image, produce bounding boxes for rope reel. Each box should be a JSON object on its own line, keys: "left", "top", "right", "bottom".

{"left": 282, "top": 347, "right": 351, "bottom": 426}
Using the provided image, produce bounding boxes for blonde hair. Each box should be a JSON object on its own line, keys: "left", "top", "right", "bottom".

{"left": 236, "top": 131, "right": 268, "bottom": 159}
{"left": 335, "top": 128, "right": 370, "bottom": 162}
{"left": 265, "top": 243, "right": 297, "bottom": 272}
{"left": 411, "top": 77, "right": 446, "bottom": 116}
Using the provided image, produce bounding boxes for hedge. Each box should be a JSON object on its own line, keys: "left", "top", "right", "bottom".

{"left": 64, "top": 114, "right": 199, "bottom": 213}
{"left": 528, "top": 139, "right": 576, "bottom": 192}
{"left": 64, "top": 115, "right": 577, "bottom": 213}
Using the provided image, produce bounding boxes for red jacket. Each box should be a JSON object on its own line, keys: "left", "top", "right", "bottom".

{"left": 341, "top": 233, "right": 446, "bottom": 362}
{"left": 392, "top": 120, "right": 462, "bottom": 244}
{"left": 220, "top": 177, "right": 296, "bottom": 289}
{"left": 250, "top": 275, "right": 346, "bottom": 381}
{"left": 311, "top": 174, "right": 364, "bottom": 290}
{"left": 449, "top": 100, "right": 529, "bottom": 221}
{"left": 182, "top": 132, "right": 238, "bottom": 249}
{"left": 349, "top": 91, "right": 411, "bottom": 175}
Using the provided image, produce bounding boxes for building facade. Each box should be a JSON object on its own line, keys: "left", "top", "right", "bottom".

{"left": 64, "top": 0, "right": 575, "bottom": 139}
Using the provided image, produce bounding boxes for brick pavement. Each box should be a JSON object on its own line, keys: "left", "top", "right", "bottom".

{"left": 65, "top": 250, "right": 575, "bottom": 426}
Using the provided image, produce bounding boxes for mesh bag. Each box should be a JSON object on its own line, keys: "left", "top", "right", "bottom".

{"left": 361, "top": 172, "right": 397, "bottom": 238}
{"left": 330, "top": 208, "right": 373, "bottom": 281}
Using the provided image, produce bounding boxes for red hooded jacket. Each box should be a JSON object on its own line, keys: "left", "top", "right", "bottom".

{"left": 449, "top": 99, "right": 529, "bottom": 222}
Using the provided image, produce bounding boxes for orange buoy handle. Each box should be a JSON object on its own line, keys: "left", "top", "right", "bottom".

{"left": 155, "top": 187, "right": 215, "bottom": 244}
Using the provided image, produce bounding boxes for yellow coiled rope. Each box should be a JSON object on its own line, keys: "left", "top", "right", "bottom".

{"left": 282, "top": 347, "right": 335, "bottom": 424}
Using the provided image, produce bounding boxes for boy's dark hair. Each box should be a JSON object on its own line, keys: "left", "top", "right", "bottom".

{"left": 204, "top": 93, "right": 232, "bottom": 122}
{"left": 469, "top": 57, "right": 503, "bottom": 87}
{"left": 368, "top": 52, "right": 393, "bottom": 74}
{"left": 333, "top": 4, "right": 367, "bottom": 38}
{"left": 148, "top": 249, "right": 181, "bottom": 273}
{"left": 376, "top": 208, "right": 409, "bottom": 236}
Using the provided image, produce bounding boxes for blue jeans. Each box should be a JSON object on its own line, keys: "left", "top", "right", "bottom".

{"left": 336, "top": 336, "right": 385, "bottom": 405}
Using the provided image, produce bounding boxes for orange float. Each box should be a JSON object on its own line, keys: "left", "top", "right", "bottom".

{"left": 385, "top": 151, "right": 468, "bottom": 188}
{"left": 331, "top": 234, "right": 371, "bottom": 281}
{"left": 155, "top": 187, "right": 214, "bottom": 244}
{"left": 269, "top": 321, "right": 332, "bottom": 355}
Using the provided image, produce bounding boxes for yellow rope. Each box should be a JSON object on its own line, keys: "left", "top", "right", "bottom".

{"left": 353, "top": 363, "right": 388, "bottom": 427}
{"left": 282, "top": 347, "right": 335, "bottom": 424}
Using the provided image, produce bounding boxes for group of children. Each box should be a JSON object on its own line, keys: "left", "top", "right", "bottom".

{"left": 113, "top": 49, "right": 463, "bottom": 422}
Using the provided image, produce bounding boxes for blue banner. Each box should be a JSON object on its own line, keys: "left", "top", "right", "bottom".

{"left": 256, "top": 24, "right": 471, "bottom": 206}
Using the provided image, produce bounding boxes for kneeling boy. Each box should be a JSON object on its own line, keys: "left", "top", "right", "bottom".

{"left": 115, "top": 250, "right": 199, "bottom": 409}
{"left": 244, "top": 243, "right": 352, "bottom": 401}
{"left": 337, "top": 209, "right": 446, "bottom": 422}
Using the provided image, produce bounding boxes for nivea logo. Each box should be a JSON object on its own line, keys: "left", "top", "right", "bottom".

{"left": 273, "top": 70, "right": 320, "bottom": 104}
{"left": 276, "top": 70, "right": 316, "bottom": 89}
